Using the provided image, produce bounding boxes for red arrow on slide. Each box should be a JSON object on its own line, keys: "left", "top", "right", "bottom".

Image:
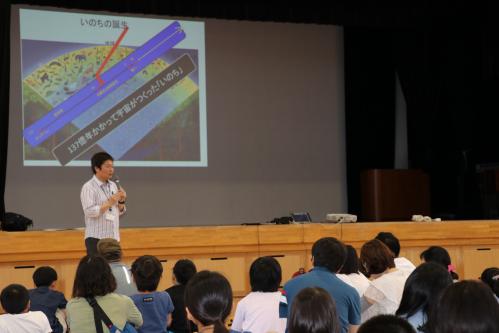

{"left": 96, "top": 26, "right": 129, "bottom": 86}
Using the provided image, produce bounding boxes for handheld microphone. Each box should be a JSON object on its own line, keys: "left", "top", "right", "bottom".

{"left": 113, "top": 176, "right": 121, "bottom": 190}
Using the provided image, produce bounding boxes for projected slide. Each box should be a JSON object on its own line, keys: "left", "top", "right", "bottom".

{"left": 20, "top": 9, "right": 207, "bottom": 166}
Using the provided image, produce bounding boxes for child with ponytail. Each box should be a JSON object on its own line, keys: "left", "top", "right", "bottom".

{"left": 185, "top": 271, "right": 232, "bottom": 333}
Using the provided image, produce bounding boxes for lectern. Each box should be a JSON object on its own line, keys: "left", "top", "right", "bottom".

{"left": 361, "top": 169, "right": 430, "bottom": 221}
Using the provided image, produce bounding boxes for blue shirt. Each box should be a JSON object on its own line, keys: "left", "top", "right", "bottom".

{"left": 131, "top": 291, "right": 174, "bottom": 333}
{"left": 29, "top": 286, "right": 67, "bottom": 333}
{"left": 280, "top": 266, "right": 361, "bottom": 333}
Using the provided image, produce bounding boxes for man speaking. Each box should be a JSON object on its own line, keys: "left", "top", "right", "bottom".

{"left": 80, "top": 152, "right": 127, "bottom": 255}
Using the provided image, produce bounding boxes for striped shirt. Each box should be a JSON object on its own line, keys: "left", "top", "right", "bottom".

{"left": 80, "top": 175, "right": 124, "bottom": 240}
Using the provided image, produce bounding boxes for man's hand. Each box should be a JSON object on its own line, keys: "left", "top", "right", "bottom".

{"left": 118, "top": 188, "right": 127, "bottom": 202}
{"left": 100, "top": 192, "right": 121, "bottom": 214}
{"left": 109, "top": 192, "right": 121, "bottom": 205}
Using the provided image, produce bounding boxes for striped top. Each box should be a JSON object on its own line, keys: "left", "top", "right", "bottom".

{"left": 80, "top": 175, "right": 124, "bottom": 240}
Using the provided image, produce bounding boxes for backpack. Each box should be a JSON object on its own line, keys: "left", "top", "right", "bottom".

{"left": 1, "top": 212, "right": 33, "bottom": 231}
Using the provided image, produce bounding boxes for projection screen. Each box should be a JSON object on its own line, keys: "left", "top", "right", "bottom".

{"left": 7, "top": 5, "right": 346, "bottom": 229}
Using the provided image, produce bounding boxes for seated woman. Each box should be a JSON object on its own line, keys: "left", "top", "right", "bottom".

{"left": 420, "top": 246, "right": 459, "bottom": 281}
{"left": 425, "top": 280, "right": 499, "bottom": 333}
{"left": 359, "top": 239, "right": 410, "bottom": 322}
{"left": 288, "top": 287, "right": 340, "bottom": 333}
{"left": 66, "top": 255, "right": 143, "bottom": 333}
{"left": 337, "top": 245, "right": 371, "bottom": 298}
{"left": 395, "top": 262, "right": 453, "bottom": 332}
{"left": 185, "top": 271, "right": 232, "bottom": 333}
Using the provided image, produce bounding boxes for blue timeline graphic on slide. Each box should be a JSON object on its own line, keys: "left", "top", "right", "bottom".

{"left": 20, "top": 8, "right": 207, "bottom": 167}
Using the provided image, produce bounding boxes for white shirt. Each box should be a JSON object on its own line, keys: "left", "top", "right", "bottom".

{"left": 394, "top": 257, "right": 416, "bottom": 274}
{"left": 0, "top": 311, "right": 52, "bottom": 333}
{"left": 337, "top": 273, "right": 372, "bottom": 298}
{"left": 361, "top": 269, "right": 410, "bottom": 322}
{"left": 231, "top": 291, "right": 286, "bottom": 333}
{"left": 80, "top": 175, "right": 124, "bottom": 240}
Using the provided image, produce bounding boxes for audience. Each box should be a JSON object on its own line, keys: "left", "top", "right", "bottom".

{"left": 425, "top": 280, "right": 499, "bottom": 333}
{"left": 185, "top": 271, "right": 232, "bottom": 333}
{"left": 231, "top": 256, "right": 286, "bottom": 333}
{"left": 66, "top": 255, "right": 143, "bottom": 332}
{"left": 360, "top": 239, "right": 410, "bottom": 322}
{"left": 358, "top": 315, "right": 416, "bottom": 333}
{"left": 480, "top": 267, "right": 499, "bottom": 302}
{"left": 288, "top": 287, "right": 340, "bottom": 333}
{"left": 7, "top": 235, "right": 499, "bottom": 333}
{"left": 0, "top": 283, "right": 52, "bottom": 333}
{"left": 420, "top": 246, "right": 459, "bottom": 281}
{"left": 97, "top": 238, "right": 138, "bottom": 296}
{"left": 395, "top": 262, "right": 453, "bottom": 332}
{"left": 337, "top": 245, "right": 371, "bottom": 298}
{"left": 375, "top": 232, "right": 416, "bottom": 274}
{"left": 281, "top": 237, "right": 360, "bottom": 333}
{"left": 29, "top": 266, "right": 68, "bottom": 333}
{"left": 131, "top": 255, "right": 174, "bottom": 333}
{"left": 166, "top": 259, "right": 198, "bottom": 333}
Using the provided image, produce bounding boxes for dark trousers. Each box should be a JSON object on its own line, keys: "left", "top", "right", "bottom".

{"left": 85, "top": 237, "right": 100, "bottom": 255}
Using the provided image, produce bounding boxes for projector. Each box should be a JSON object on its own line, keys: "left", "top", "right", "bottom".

{"left": 326, "top": 214, "right": 357, "bottom": 223}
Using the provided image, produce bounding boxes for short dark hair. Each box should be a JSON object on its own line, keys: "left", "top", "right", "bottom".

{"left": 396, "top": 262, "right": 453, "bottom": 322}
{"left": 185, "top": 271, "right": 232, "bottom": 333}
{"left": 33, "top": 266, "right": 58, "bottom": 287}
{"left": 339, "top": 245, "right": 360, "bottom": 274}
{"left": 420, "top": 246, "right": 459, "bottom": 280}
{"left": 72, "top": 255, "right": 116, "bottom": 298}
{"left": 132, "top": 255, "right": 163, "bottom": 292}
{"left": 288, "top": 287, "right": 340, "bottom": 333}
{"left": 360, "top": 239, "right": 395, "bottom": 275}
{"left": 91, "top": 152, "right": 113, "bottom": 174}
{"left": 426, "top": 280, "right": 499, "bottom": 333}
{"left": 311, "top": 237, "right": 347, "bottom": 273}
{"left": 1, "top": 284, "right": 30, "bottom": 314}
{"left": 358, "top": 315, "right": 416, "bottom": 333}
{"left": 481, "top": 267, "right": 499, "bottom": 297}
{"left": 249, "top": 257, "right": 282, "bottom": 292}
{"left": 375, "top": 232, "right": 401, "bottom": 257}
{"left": 173, "top": 259, "right": 197, "bottom": 285}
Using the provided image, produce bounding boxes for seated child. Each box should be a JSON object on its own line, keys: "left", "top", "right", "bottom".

{"left": 166, "top": 259, "right": 198, "bottom": 333}
{"left": 480, "top": 267, "right": 499, "bottom": 302}
{"left": 231, "top": 256, "right": 286, "bottom": 333}
{"left": 0, "top": 283, "right": 52, "bottom": 333}
{"left": 131, "top": 255, "right": 174, "bottom": 333}
{"left": 185, "top": 271, "right": 232, "bottom": 333}
{"left": 29, "top": 266, "right": 68, "bottom": 333}
{"left": 358, "top": 314, "right": 416, "bottom": 333}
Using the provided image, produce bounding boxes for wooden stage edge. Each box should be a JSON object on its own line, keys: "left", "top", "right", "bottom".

{"left": 2, "top": 220, "right": 499, "bottom": 299}
{"left": 1, "top": 220, "right": 499, "bottom": 263}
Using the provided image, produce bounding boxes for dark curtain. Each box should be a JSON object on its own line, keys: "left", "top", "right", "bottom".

{"left": 393, "top": 20, "right": 482, "bottom": 219}
{"left": 345, "top": 4, "right": 499, "bottom": 219}
{"left": 344, "top": 27, "right": 395, "bottom": 216}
